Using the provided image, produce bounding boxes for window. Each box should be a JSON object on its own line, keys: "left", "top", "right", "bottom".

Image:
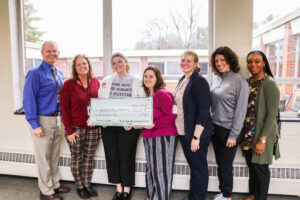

{"left": 148, "top": 62, "right": 165, "bottom": 74}
{"left": 26, "top": 58, "right": 33, "bottom": 71}
{"left": 148, "top": 60, "right": 183, "bottom": 79}
{"left": 253, "top": 0, "right": 300, "bottom": 116}
{"left": 148, "top": 59, "right": 208, "bottom": 77}
{"left": 199, "top": 62, "right": 208, "bottom": 75}
{"left": 24, "top": 0, "right": 103, "bottom": 77}
{"left": 25, "top": 58, "right": 42, "bottom": 71}
{"left": 91, "top": 60, "right": 100, "bottom": 77}
{"left": 129, "top": 61, "right": 141, "bottom": 76}
{"left": 166, "top": 61, "right": 181, "bottom": 75}
{"left": 266, "top": 40, "right": 284, "bottom": 77}
{"left": 113, "top": 0, "right": 209, "bottom": 86}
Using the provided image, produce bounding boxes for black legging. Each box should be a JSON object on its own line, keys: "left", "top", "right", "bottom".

{"left": 101, "top": 126, "right": 140, "bottom": 187}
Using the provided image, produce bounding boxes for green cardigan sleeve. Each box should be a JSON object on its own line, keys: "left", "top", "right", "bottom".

{"left": 260, "top": 80, "right": 280, "bottom": 138}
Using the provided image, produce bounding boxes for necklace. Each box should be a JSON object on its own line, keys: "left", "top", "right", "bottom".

{"left": 250, "top": 73, "right": 266, "bottom": 84}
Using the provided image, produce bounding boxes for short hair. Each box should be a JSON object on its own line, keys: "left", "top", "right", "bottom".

{"left": 142, "top": 65, "right": 166, "bottom": 94}
{"left": 111, "top": 52, "right": 130, "bottom": 73}
{"left": 210, "top": 46, "right": 240, "bottom": 74}
{"left": 71, "top": 54, "right": 94, "bottom": 81}
{"left": 41, "top": 40, "right": 58, "bottom": 51}
{"left": 181, "top": 50, "right": 201, "bottom": 73}
{"left": 247, "top": 50, "right": 274, "bottom": 78}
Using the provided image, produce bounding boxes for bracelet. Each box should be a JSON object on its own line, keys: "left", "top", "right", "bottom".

{"left": 260, "top": 138, "right": 266, "bottom": 144}
{"left": 193, "top": 135, "right": 200, "bottom": 140}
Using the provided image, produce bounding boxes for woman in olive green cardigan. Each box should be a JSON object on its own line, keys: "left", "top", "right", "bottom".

{"left": 241, "top": 51, "right": 280, "bottom": 200}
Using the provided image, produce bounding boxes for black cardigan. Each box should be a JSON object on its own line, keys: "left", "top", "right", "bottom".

{"left": 177, "top": 71, "right": 213, "bottom": 141}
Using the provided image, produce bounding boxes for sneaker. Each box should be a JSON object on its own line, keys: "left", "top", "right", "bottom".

{"left": 213, "top": 193, "right": 224, "bottom": 200}
{"left": 220, "top": 196, "right": 231, "bottom": 200}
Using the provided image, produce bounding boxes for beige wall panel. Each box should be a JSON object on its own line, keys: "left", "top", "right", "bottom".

{"left": 214, "top": 0, "right": 252, "bottom": 77}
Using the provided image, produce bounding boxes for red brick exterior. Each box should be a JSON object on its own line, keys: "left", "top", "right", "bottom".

{"left": 55, "top": 58, "right": 68, "bottom": 77}
{"left": 257, "top": 21, "right": 299, "bottom": 111}
{"left": 281, "top": 22, "right": 297, "bottom": 110}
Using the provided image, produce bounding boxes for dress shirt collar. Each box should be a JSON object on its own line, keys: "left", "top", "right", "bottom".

{"left": 42, "top": 60, "right": 55, "bottom": 70}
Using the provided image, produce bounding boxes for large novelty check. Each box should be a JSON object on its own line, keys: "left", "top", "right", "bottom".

{"left": 88, "top": 97, "right": 153, "bottom": 126}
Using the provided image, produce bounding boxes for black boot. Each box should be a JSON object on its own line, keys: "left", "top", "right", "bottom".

{"left": 77, "top": 188, "right": 90, "bottom": 199}
{"left": 113, "top": 192, "right": 123, "bottom": 200}
{"left": 85, "top": 186, "right": 98, "bottom": 197}
{"left": 123, "top": 192, "right": 131, "bottom": 200}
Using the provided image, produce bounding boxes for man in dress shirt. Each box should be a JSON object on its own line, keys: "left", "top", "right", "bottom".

{"left": 23, "top": 41, "right": 70, "bottom": 200}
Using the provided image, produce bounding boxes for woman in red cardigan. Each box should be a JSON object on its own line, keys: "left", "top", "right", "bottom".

{"left": 141, "top": 65, "right": 178, "bottom": 200}
{"left": 60, "top": 54, "right": 100, "bottom": 199}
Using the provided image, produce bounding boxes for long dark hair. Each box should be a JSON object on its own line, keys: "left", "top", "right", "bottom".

{"left": 247, "top": 50, "right": 281, "bottom": 136}
{"left": 142, "top": 65, "right": 166, "bottom": 94}
{"left": 247, "top": 50, "right": 274, "bottom": 78}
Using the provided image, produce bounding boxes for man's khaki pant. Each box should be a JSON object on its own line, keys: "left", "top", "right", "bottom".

{"left": 31, "top": 115, "right": 62, "bottom": 195}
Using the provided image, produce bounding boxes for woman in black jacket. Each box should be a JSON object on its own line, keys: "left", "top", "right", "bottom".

{"left": 173, "top": 50, "right": 213, "bottom": 200}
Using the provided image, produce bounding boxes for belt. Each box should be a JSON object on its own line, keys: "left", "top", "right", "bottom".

{"left": 41, "top": 112, "right": 59, "bottom": 117}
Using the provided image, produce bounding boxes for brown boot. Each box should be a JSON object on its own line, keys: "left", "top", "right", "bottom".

{"left": 40, "top": 192, "right": 63, "bottom": 200}
{"left": 240, "top": 194, "right": 254, "bottom": 200}
{"left": 54, "top": 185, "right": 70, "bottom": 194}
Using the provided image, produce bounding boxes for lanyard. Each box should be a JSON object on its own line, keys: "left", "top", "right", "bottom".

{"left": 78, "top": 78, "right": 91, "bottom": 105}
{"left": 173, "top": 77, "right": 190, "bottom": 99}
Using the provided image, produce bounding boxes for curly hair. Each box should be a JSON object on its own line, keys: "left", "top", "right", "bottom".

{"left": 142, "top": 65, "right": 166, "bottom": 94}
{"left": 111, "top": 52, "right": 130, "bottom": 73}
{"left": 71, "top": 54, "right": 94, "bottom": 81}
{"left": 210, "top": 46, "right": 240, "bottom": 74}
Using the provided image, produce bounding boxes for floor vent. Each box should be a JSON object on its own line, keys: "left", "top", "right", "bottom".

{"left": 1, "top": 152, "right": 299, "bottom": 179}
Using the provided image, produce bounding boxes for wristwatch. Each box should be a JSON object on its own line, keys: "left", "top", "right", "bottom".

{"left": 193, "top": 136, "right": 200, "bottom": 140}
{"left": 260, "top": 138, "right": 266, "bottom": 144}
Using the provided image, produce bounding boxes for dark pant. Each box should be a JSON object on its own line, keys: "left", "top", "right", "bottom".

{"left": 212, "top": 124, "right": 239, "bottom": 198}
{"left": 180, "top": 136, "right": 211, "bottom": 200}
{"left": 102, "top": 126, "right": 140, "bottom": 187}
{"left": 244, "top": 150, "right": 270, "bottom": 200}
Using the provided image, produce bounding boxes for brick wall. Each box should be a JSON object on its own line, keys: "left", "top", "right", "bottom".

{"left": 281, "top": 22, "right": 297, "bottom": 110}
{"left": 55, "top": 58, "right": 68, "bottom": 78}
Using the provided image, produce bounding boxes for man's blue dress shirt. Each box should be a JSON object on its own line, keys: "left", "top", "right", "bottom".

{"left": 23, "top": 60, "right": 64, "bottom": 129}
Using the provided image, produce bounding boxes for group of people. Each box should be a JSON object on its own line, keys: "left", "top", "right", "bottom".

{"left": 23, "top": 40, "right": 280, "bottom": 200}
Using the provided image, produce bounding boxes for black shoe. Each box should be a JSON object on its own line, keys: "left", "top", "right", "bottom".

{"left": 85, "top": 186, "right": 98, "bottom": 197}
{"left": 123, "top": 192, "right": 131, "bottom": 200}
{"left": 77, "top": 188, "right": 90, "bottom": 199}
{"left": 113, "top": 192, "right": 123, "bottom": 200}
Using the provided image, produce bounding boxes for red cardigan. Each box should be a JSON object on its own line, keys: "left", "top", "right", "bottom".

{"left": 60, "top": 78, "right": 100, "bottom": 135}
{"left": 142, "top": 88, "right": 178, "bottom": 138}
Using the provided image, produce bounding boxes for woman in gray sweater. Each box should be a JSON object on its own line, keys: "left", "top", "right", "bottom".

{"left": 210, "top": 46, "right": 249, "bottom": 200}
